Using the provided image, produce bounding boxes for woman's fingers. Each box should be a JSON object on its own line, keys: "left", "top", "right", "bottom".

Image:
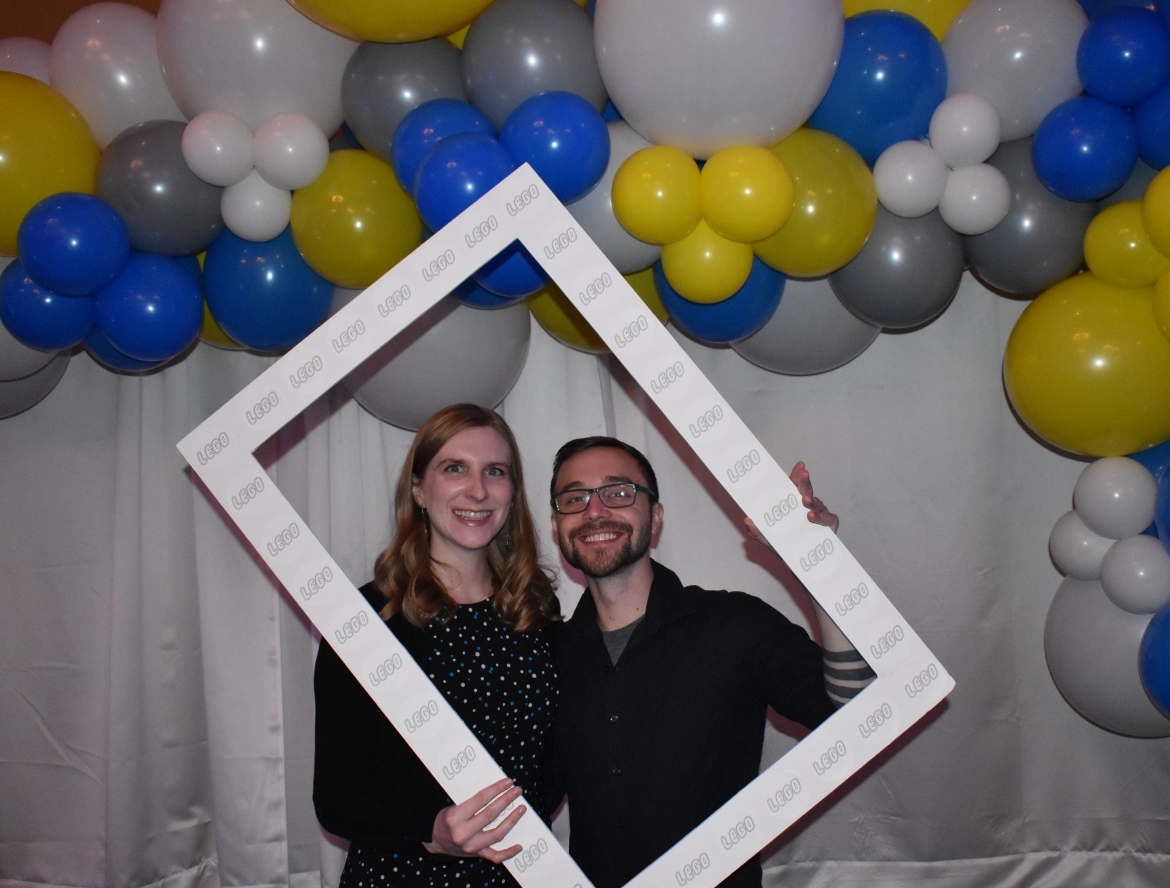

{"left": 462, "top": 804, "right": 528, "bottom": 860}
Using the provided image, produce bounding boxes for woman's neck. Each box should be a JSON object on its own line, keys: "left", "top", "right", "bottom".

{"left": 431, "top": 546, "right": 494, "bottom": 604}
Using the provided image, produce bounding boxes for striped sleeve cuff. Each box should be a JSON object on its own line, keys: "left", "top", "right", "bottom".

{"left": 823, "top": 648, "right": 875, "bottom": 708}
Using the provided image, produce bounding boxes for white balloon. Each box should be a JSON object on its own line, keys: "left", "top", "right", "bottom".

{"left": 0, "top": 37, "right": 51, "bottom": 83}
{"left": 253, "top": 113, "right": 329, "bottom": 191}
{"left": 1101, "top": 535, "right": 1170, "bottom": 615}
{"left": 1050, "top": 510, "right": 1115, "bottom": 580}
{"left": 943, "top": 0, "right": 1087, "bottom": 142}
{"left": 594, "top": 0, "right": 843, "bottom": 158}
{"left": 938, "top": 164, "right": 1011, "bottom": 235}
{"left": 182, "top": 111, "right": 254, "bottom": 187}
{"left": 929, "top": 92, "right": 1001, "bottom": 170}
{"left": 1074, "top": 457, "right": 1158, "bottom": 540}
{"left": 157, "top": 0, "right": 358, "bottom": 133}
{"left": 873, "top": 141, "right": 948, "bottom": 218}
{"left": 49, "top": 3, "right": 185, "bottom": 149}
{"left": 567, "top": 121, "right": 661, "bottom": 274}
{"left": 221, "top": 170, "right": 292, "bottom": 242}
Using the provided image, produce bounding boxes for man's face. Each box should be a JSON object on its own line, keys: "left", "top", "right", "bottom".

{"left": 551, "top": 447, "right": 662, "bottom": 579}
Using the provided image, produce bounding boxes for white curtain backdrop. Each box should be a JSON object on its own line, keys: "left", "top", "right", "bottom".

{"left": 1, "top": 274, "right": 1169, "bottom": 888}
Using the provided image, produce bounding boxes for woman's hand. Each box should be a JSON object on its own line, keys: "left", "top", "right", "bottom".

{"left": 424, "top": 778, "right": 526, "bottom": 862}
{"left": 744, "top": 461, "right": 839, "bottom": 544}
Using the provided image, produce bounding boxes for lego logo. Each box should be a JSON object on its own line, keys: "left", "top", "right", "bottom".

{"left": 421, "top": 249, "right": 456, "bottom": 282}
{"left": 505, "top": 184, "right": 540, "bottom": 216}
{"left": 195, "top": 432, "right": 230, "bottom": 465}
{"left": 245, "top": 391, "right": 279, "bottom": 426}
{"left": 377, "top": 285, "right": 411, "bottom": 317}
{"left": 464, "top": 215, "right": 499, "bottom": 248}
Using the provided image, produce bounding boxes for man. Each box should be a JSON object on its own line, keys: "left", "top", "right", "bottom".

{"left": 542, "top": 436, "right": 874, "bottom": 888}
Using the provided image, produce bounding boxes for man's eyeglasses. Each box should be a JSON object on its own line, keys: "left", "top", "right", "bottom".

{"left": 551, "top": 482, "right": 656, "bottom": 514}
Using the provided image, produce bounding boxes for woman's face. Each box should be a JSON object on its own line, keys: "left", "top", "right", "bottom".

{"left": 412, "top": 425, "right": 514, "bottom": 561}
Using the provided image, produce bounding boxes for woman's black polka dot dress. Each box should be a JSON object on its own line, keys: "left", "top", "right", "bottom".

{"left": 339, "top": 599, "right": 558, "bottom": 888}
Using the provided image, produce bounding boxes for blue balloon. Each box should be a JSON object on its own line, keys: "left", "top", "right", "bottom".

{"left": 500, "top": 91, "right": 610, "bottom": 203}
{"left": 473, "top": 242, "right": 548, "bottom": 298}
{"left": 0, "top": 259, "right": 93, "bottom": 350}
{"left": 1130, "top": 437, "right": 1170, "bottom": 483}
{"left": 84, "top": 326, "right": 165, "bottom": 373}
{"left": 94, "top": 253, "right": 202, "bottom": 362}
{"left": 414, "top": 132, "right": 516, "bottom": 232}
{"left": 391, "top": 99, "right": 495, "bottom": 195}
{"left": 203, "top": 226, "right": 333, "bottom": 351}
{"left": 1140, "top": 601, "right": 1170, "bottom": 717}
{"left": 1078, "top": 7, "right": 1170, "bottom": 108}
{"left": 654, "top": 258, "right": 784, "bottom": 344}
{"left": 602, "top": 98, "right": 623, "bottom": 122}
{"left": 807, "top": 11, "right": 946, "bottom": 166}
{"left": 452, "top": 276, "right": 525, "bottom": 308}
{"left": 173, "top": 253, "right": 204, "bottom": 290}
{"left": 1033, "top": 97, "right": 1139, "bottom": 200}
{"left": 1081, "top": 0, "right": 1156, "bottom": 19}
{"left": 17, "top": 192, "right": 130, "bottom": 297}
{"left": 1135, "top": 81, "right": 1170, "bottom": 168}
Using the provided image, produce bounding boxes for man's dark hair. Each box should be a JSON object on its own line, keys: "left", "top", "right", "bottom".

{"left": 550, "top": 437, "right": 659, "bottom": 503}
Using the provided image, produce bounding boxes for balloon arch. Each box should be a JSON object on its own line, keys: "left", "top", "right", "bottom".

{"left": 3, "top": 0, "right": 1170, "bottom": 732}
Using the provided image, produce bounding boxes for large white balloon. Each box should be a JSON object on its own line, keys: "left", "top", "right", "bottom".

{"left": 732, "top": 275, "right": 879, "bottom": 376}
{"left": 943, "top": 0, "right": 1087, "bottom": 142}
{"left": 567, "top": 121, "right": 661, "bottom": 274}
{"left": 182, "top": 111, "right": 254, "bottom": 187}
{"left": 593, "top": 0, "right": 843, "bottom": 158}
{"left": 157, "top": 0, "right": 358, "bottom": 133}
{"left": 873, "top": 141, "right": 948, "bottom": 218}
{"left": 221, "top": 171, "right": 292, "bottom": 242}
{"left": 49, "top": 3, "right": 185, "bottom": 149}
{"left": 1049, "top": 510, "right": 1114, "bottom": 580}
{"left": 341, "top": 295, "right": 530, "bottom": 431}
{"left": 0, "top": 352, "right": 70, "bottom": 419}
{"left": 938, "top": 164, "right": 1011, "bottom": 236}
{"left": 0, "top": 37, "right": 51, "bottom": 83}
{"left": 253, "top": 113, "right": 329, "bottom": 191}
{"left": 1073, "top": 457, "right": 1157, "bottom": 540}
{"left": 1045, "top": 577, "right": 1170, "bottom": 738}
{"left": 929, "top": 93, "right": 1001, "bottom": 170}
{"left": 1101, "top": 535, "right": 1170, "bottom": 615}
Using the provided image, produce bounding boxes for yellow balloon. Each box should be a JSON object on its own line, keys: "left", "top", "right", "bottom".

{"left": 286, "top": 0, "right": 494, "bottom": 42}
{"left": 1004, "top": 272, "right": 1170, "bottom": 456}
{"left": 528, "top": 271, "right": 667, "bottom": 353}
{"left": 700, "top": 145, "right": 794, "bottom": 243}
{"left": 611, "top": 146, "right": 702, "bottom": 245}
{"left": 753, "top": 129, "right": 877, "bottom": 278}
{"left": 446, "top": 25, "right": 470, "bottom": 48}
{"left": 1085, "top": 201, "right": 1170, "bottom": 289}
{"left": 200, "top": 301, "right": 245, "bottom": 351}
{"left": 1154, "top": 270, "right": 1170, "bottom": 342}
{"left": 1141, "top": 165, "right": 1170, "bottom": 257}
{"left": 843, "top": 0, "right": 970, "bottom": 41}
{"left": 0, "top": 73, "right": 99, "bottom": 256}
{"left": 290, "top": 150, "right": 422, "bottom": 289}
{"left": 660, "top": 219, "right": 754, "bottom": 304}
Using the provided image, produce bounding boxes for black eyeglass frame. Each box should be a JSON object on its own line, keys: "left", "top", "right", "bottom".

{"left": 551, "top": 482, "right": 657, "bottom": 514}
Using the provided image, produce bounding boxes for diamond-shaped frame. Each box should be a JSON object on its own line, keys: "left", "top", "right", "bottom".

{"left": 178, "top": 165, "right": 953, "bottom": 888}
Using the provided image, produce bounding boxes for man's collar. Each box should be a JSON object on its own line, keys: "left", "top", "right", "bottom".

{"left": 567, "top": 559, "right": 703, "bottom": 639}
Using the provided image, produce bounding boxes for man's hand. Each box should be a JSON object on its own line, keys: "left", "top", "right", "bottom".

{"left": 790, "top": 460, "right": 838, "bottom": 533}
{"left": 424, "top": 777, "right": 526, "bottom": 862}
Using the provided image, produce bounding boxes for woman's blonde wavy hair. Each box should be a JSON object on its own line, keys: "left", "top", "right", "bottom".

{"left": 374, "top": 404, "right": 558, "bottom": 632}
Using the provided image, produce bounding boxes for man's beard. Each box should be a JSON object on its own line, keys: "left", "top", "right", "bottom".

{"left": 560, "top": 517, "right": 651, "bottom": 579}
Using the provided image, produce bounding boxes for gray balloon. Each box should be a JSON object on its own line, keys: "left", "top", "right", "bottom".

{"left": 1045, "top": 577, "right": 1170, "bottom": 738}
{"left": 732, "top": 276, "right": 879, "bottom": 376}
{"left": 1099, "top": 158, "right": 1158, "bottom": 210}
{"left": 98, "top": 120, "right": 224, "bottom": 256}
{"left": 462, "top": 0, "right": 606, "bottom": 130}
{"left": 964, "top": 138, "right": 1096, "bottom": 297}
{"left": 0, "top": 351, "right": 69, "bottom": 419}
{"left": 340, "top": 293, "right": 530, "bottom": 431}
{"left": 829, "top": 207, "right": 964, "bottom": 330}
{"left": 567, "top": 121, "right": 661, "bottom": 274}
{"left": 342, "top": 40, "right": 466, "bottom": 165}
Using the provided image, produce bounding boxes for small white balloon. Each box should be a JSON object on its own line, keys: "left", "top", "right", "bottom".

{"left": 221, "top": 170, "right": 292, "bottom": 242}
{"left": 873, "top": 141, "right": 948, "bottom": 218}
{"left": 1101, "top": 535, "right": 1170, "bottom": 614}
{"left": 1050, "top": 510, "right": 1115, "bottom": 580}
{"left": 253, "top": 112, "right": 330, "bottom": 191}
{"left": 1074, "top": 457, "right": 1158, "bottom": 540}
{"left": 938, "top": 164, "right": 1011, "bottom": 235}
{"left": 0, "top": 37, "right": 51, "bottom": 83}
{"left": 183, "top": 111, "right": 255, "bottom": 187}
{"left": 929, "top": 92, "right": 1002, "bottom": 170}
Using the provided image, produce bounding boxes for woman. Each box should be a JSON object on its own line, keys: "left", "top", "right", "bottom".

{"left": 313, "top": 404, "right": 560, "bottom": 887}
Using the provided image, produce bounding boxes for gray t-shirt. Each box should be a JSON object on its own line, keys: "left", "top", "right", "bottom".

{"left": 600, "top": 614, "right": 645, "bottom": 665}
